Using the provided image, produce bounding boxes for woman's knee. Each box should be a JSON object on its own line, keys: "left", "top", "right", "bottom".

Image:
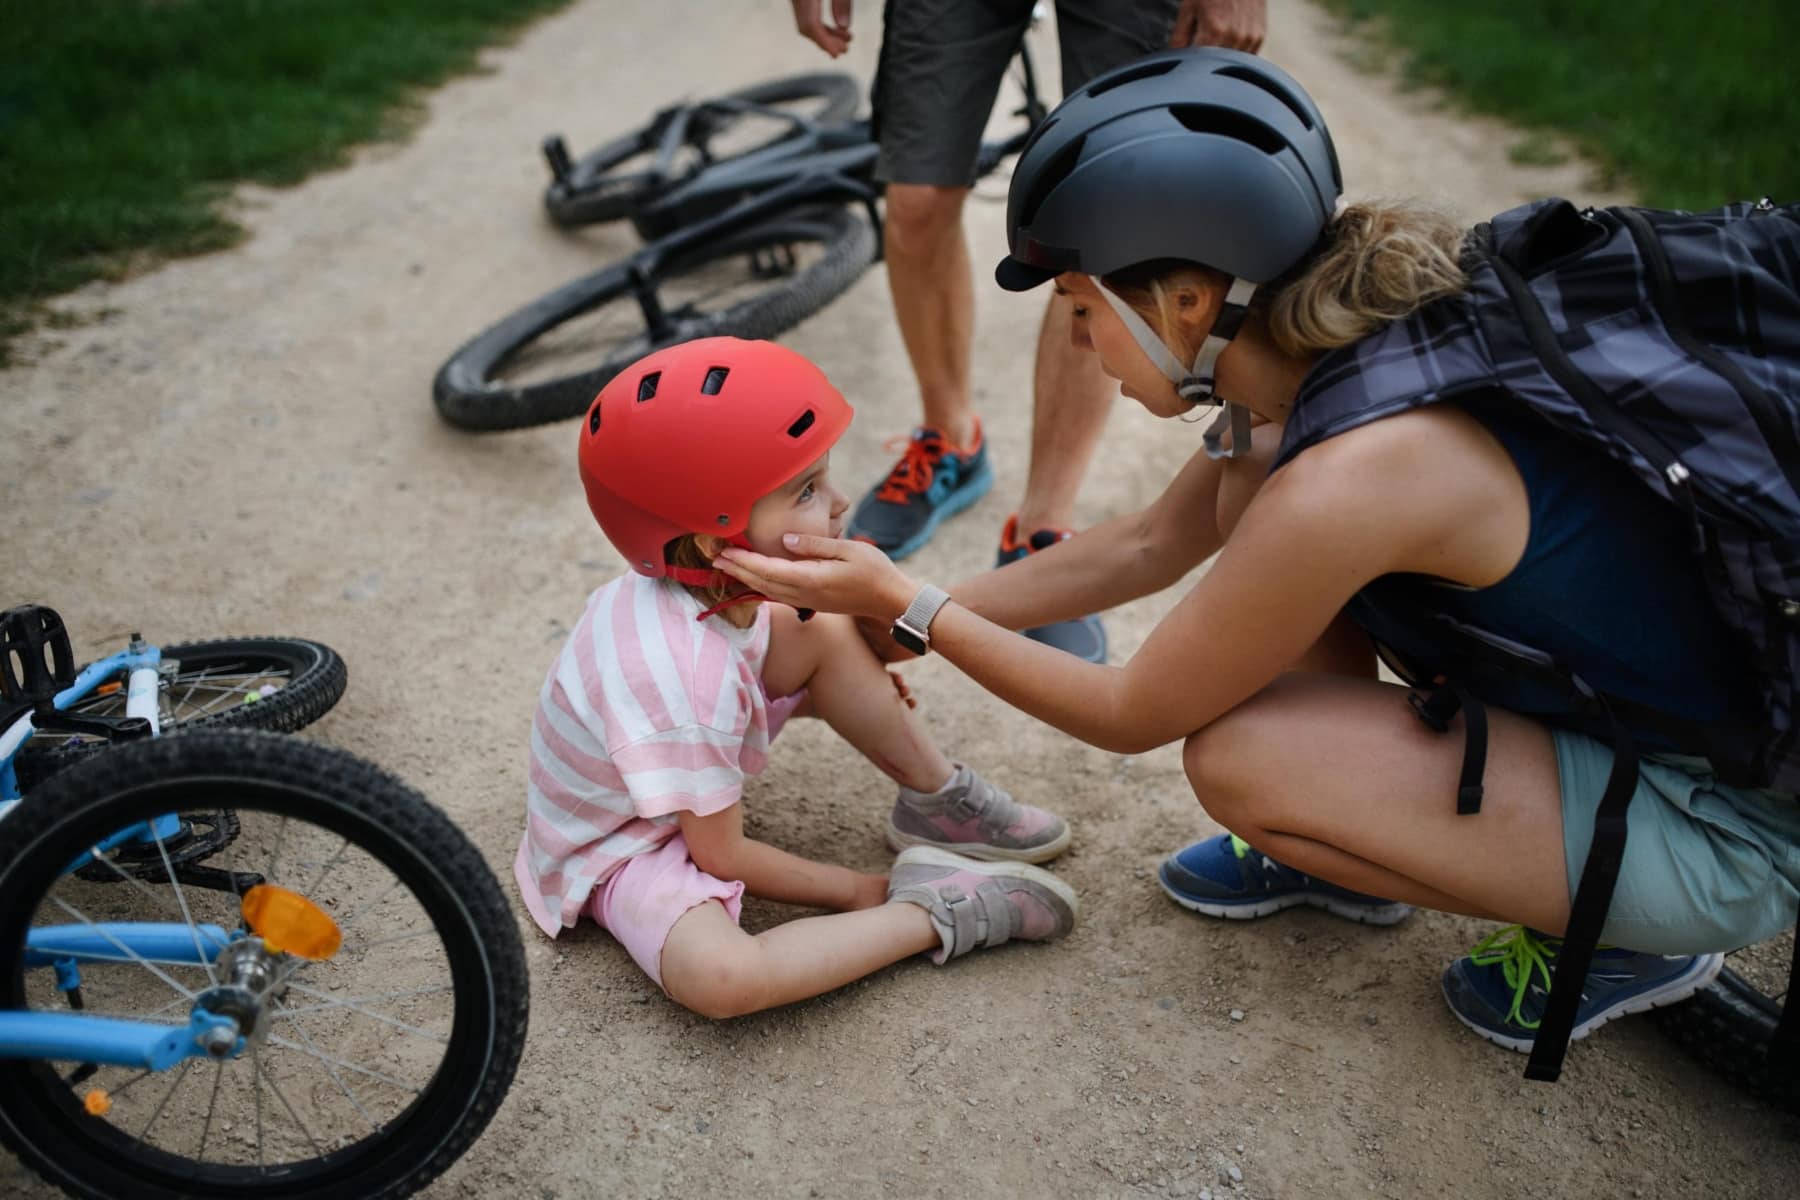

{"left": 1180, "top": 681, "right": 1302, "bottom": 822}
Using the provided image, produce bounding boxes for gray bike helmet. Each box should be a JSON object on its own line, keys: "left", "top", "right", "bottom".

{"left": 995, "top": 48, "right": 1342, "bottom": 457}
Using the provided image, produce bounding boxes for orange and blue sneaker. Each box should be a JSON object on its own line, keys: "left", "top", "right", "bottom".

{"left": 845, "top": 421, "right": 993, "bottom": 561}
{"left": 1440, "top": 924, "right": 1725, "bottom": 1052}
{"left": 996, "top": 514, "right": 1107, "bottom": 663}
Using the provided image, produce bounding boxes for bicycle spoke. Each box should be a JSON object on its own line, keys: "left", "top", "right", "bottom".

{"left": 300, "top": 836, "right": 353, "bottom": 906}
{"left": 273, "top": 982, "right": 453, "bottom": 1017}
{"left": 152, "top": 825, "right": 220, "bottom": 987}
{"left": 197, "top": 1058, "right": 225, "bottom": 1162}
{"left": 335, "top": 878, "right": 405, "bottom": 933}
{"left": 80, "top": 842, "right": 184, "bottom": 917}
{"left": 136, "top": 1057, "right": 193, "bottom": 1144}
{"left": 284, "top": 981, "right": 449, "bottom": 1044}
{"left": 358, "top": 926, "right": 442, "bottom": 951}
{"left": 263, "top": 1036, "right": 424, "bottom": 1094}
{"left": 49, "top": 895, "right": 198, "bottom": 1001}
{"left": 271, "top": 1000, "right": 380, "bottom": 1132}
{"left": 253, "top": 1051, "right": 324, "bottom": 1158}
{"left": 265, "top": 815, "right": 291, "bottom": 884}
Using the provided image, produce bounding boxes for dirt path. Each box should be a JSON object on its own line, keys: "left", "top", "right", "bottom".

{"left": 4, "top": 1, "right": 1794, "bottom": 1196}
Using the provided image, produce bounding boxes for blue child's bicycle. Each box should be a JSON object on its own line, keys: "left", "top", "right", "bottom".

{"left": 0, "top": 605, "right": 528, "bottom": 1199}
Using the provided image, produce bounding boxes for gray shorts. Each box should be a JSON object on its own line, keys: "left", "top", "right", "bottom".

{"left": 873, "top": 0, "right": 1179, "bottom": 187}
{"left": 1555, "top": 730, "right": 1800, "bottom": 954}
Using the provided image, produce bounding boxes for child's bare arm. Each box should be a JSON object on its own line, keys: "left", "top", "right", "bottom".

{"left": 678, "top": 804, "right": 886, "bottom": 912}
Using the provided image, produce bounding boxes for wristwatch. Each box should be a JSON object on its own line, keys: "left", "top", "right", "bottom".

{"left": 891, "top": 584, "right": 952, "bottom": 655}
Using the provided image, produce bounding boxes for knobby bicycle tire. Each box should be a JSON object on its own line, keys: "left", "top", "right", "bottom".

{"left": 433, "top": 204, "right": 876, "bottom": 431}
{"left": 1653, "top": 933, "right": 1798, "bottom": 1113}
{"left": 544, "top": 72, "right": 860, "bottom": 228}
{"left": 0, "top": 731, "right": 530, "bottom": 1200}
{"left": 12, "top": 637, "right": 347, "bottom": 792}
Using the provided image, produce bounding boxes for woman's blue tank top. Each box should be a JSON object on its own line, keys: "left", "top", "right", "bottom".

{"left": 1345, "top": 391, "right": 1762, "bottom": 748}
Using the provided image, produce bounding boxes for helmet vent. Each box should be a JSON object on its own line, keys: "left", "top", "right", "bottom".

{"left": 701, "top": 366, "right": 730, "bottom": 395}
{"left": 1216, "top": 65, "right": 1313, "bottom": 130}
{"left": 636, "top": 372, "right": 660, "bottom": 401}
{"left": 1019, "top": 133, "right": 1084, "bottom": 226}
{"left": 1169, "top": 104, "right": 1284, "bottom": 155}
{"left": 1084, "top": 58, "right": 1178, "bottom": 98}
{"left": 588, "top": 402, "right": 602, "bottom": 434}
{"left": 787, "top": 409, "right": 816, "bottom": 438}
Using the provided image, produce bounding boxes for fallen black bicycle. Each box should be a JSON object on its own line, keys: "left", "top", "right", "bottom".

{"left": 433, "top": 45, "right": 1048, "bottom": 432}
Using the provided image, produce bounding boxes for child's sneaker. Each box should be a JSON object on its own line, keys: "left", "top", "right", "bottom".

{"left": 888, "top": 846, "right": 1078, "bottom": 964}
{"left": 1440, "top": 924, "right": 1725, "bottom": 1052}
{"left": 887, "top": 763, "right": 1070, "bottom": 863}
{"left": 1157, "top": 833, "right": 1413, "bottom": 925}
{"left": 845, "top": 422, "right": 993, "bottom": 561}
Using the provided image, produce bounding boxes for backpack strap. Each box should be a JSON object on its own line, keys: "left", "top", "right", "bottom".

{"left": 1526, "top": 698, "right": 1640, "bottom": 1082}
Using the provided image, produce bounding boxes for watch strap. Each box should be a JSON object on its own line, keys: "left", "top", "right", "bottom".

{"left": 895, "top": 584, "right": 952, "bottom": 648}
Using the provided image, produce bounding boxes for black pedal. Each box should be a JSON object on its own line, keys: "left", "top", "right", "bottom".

{"left": 0, "top": 605, "right": 76, "bottom": 709}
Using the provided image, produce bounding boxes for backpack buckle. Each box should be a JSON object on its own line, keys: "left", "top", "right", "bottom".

{"left": 1408, "top": 686, "right": 1461, "bottom": 733}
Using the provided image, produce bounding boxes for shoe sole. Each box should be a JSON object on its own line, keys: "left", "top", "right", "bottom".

{"left": 892, "top": 845, "right": 1079, "bottom": 919}
{"left": 847, "top": 457, "right": 994, "bottom": 563}
{"left": 885, "top": 818, "right": 1072, "bottom": 865}
{"left": 1443, "top": 951, "right": 1727, "bottom": 1054}
{"left": 1156, "top": 869, "right": 1413, "bottom": 927}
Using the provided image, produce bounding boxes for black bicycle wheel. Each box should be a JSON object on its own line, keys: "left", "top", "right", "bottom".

{"left": 433, "top": 204, "right": 876, "bottom": 431}
{"left": 544, "top": 72, "right": 860, "bottom": 228}
{"left": 13, "top": 637, "right": 347, "bottom": 792}
{"left": 1653, "top": 929, "right": 1797, "bottom": 1112}
{"left": 0, "top": 731, "right": 529, "bottom": 1200}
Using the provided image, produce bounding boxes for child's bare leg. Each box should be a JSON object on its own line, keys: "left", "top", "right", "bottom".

{"left": 660, "top": 899, "right": 939, "bottom": 1019}
{"left": 762, "top": 607, "right": 954, "bottom": 792}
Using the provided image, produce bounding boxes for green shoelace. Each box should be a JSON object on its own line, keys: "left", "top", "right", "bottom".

{"left": 1229, "top": 834, "right": 1253, "bottom": 858}
{"left": 1466, "top": 924, "right": 1559, "bottom": 1030}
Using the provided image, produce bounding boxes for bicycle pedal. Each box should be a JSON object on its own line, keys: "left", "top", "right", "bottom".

{"left": 1, "top": 605, "right": 78, "bottom": 708}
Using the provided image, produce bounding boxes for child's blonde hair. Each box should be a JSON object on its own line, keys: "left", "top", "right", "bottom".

{"left": 667, "top": 535, "right": 759, "bottom": 629}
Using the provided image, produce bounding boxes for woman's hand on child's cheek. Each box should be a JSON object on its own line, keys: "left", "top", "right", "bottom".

{"left": 717, "top": 534, "right": 914, "bottom": 619}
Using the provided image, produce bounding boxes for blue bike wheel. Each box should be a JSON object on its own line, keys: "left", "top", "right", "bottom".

{"left": 0, "top": 732, "right": 528, "bottom": 1199}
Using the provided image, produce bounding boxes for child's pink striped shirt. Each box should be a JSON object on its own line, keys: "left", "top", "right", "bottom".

{"left": 514, "top": 572, "right": 778, "bottom": 936}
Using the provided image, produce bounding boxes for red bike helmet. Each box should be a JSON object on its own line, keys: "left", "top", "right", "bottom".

{"left": 578, "top": 337, "right": 853, "bottom": 578}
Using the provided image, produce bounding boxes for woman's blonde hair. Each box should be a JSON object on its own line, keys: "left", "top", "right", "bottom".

{"left": 1105, "top": 199, "right": 1468, "bottom": 360}
{"left": 667, "top": 534, "right": 759, "bottom": 629}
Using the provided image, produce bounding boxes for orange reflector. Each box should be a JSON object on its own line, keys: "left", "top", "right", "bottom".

{"left": 84, "top": 1090, "right": 112, "bottom": 1116}
{"left": 95, "top": 681, "right": 122, "bottom": 696}
{"left": 241, "top": 884, "right": 342, "bottom": 960}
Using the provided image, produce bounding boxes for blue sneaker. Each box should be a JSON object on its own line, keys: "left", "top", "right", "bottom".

{"left": 845, "top": 421, "right": 993, "bottom": 561}
{"left": 997, "top": 514, "right": 1107, "bottom": 664}
{"left": 1441, "top": 924, "right": 1725, "bottom": 1053}
{"left": 1158, "top": 833, "right": 1413, "bottom": 925}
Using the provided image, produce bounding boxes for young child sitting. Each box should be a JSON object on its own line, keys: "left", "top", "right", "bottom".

{"left": 514, "top": 337, "right": 1078, "bottom": 1018}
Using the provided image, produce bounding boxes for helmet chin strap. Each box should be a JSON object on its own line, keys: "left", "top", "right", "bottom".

{"left": 1095, "top": 277, "right": 1258, "bottom": 460}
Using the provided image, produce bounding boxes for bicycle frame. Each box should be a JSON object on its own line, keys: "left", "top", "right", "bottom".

{"left": 0, "top": 640, "right": 163, "bottom": 806}
{"left": 0, "top": 637, "right": 257, "bottom": 1073}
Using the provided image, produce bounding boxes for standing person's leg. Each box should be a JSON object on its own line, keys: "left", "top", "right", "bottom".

{"left": 993, "top": 0, "right": 1183, "bottom": 663}
{"left": 846, "top": 1, "right": 1035, "bottom": 560}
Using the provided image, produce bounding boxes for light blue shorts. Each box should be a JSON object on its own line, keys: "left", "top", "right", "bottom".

{"left": 1555, "top": 729, "right": 1800, "bottom": 955}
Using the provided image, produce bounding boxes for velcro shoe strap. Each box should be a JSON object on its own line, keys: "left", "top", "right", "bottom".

{"left": 939, "top": 883, "right": 1013, "bottom": 959}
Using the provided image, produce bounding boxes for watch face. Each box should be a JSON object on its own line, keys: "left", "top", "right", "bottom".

{"left": 891, "top": 622, "right": 927, "bottom": 656}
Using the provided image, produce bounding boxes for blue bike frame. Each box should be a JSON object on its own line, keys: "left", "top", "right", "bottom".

{"left": 1, "top": 641, "right": 255, "bottom": 1073}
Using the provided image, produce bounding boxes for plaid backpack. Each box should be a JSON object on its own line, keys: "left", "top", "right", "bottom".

{"left": 1274, "top": 196, "right": 1800, "bottom": 1083}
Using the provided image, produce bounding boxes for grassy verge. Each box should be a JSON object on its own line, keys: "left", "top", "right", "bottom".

{"left": 0, "top": 0, "right": 572, "bottom": 359}
{"left": 1319, "top": 0, "right": 1800, "bottom": 208}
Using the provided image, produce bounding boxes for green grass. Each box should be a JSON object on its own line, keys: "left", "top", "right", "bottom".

{"left": 1319, "top": 0, "right": 1800, "bottom": 208}
{"left": 0, "top": 0, "right": 571, "bottom": 353}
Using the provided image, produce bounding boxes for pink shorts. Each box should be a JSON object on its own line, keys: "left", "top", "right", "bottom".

{"left": 587, "top": 832, "right": 744, "bottom": 992}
